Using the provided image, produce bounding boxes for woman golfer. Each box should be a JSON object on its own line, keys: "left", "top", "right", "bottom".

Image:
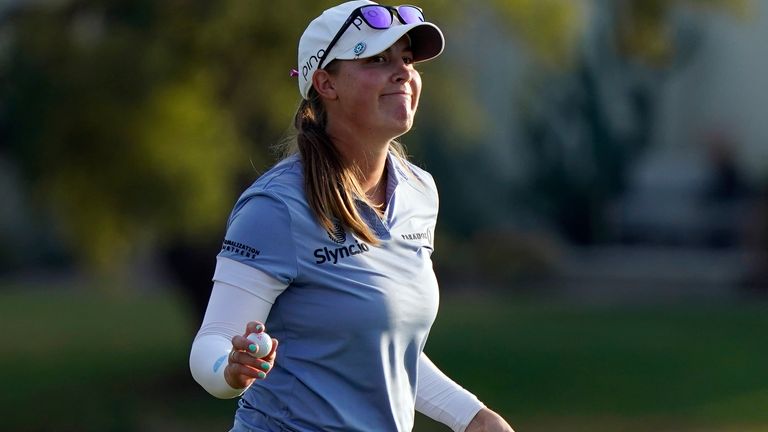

{"left": 190, "top": 1, "right": 515, "bottom": 431}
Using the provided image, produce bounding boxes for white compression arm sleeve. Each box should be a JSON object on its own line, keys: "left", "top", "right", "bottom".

{"left": 416, "top": 353, "right": 486, "bottom": 432}
{"left": 189, "top": 257, "right": 288, "bottom": 399}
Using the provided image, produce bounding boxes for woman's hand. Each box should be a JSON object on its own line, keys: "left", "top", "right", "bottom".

{"left": 465, "top": 407, "right": 515, "bottom": 432}
{"left": 224, "top": 321, "right": 278, "bottom": 390}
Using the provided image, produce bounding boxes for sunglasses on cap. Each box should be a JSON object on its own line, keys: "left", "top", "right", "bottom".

{"left": 316, "top": 4, "right": 426, "bottom": 70}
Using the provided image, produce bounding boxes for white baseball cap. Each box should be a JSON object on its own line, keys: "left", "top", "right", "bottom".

{"left": 296, "top": 1, "right": 445, "bottom": 99}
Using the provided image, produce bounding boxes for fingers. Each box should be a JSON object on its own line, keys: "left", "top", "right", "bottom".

{"left": 226, "top": 321, "right": 278, "bottom": 389}
{"left": 224, "top": 358, "right": 256, "bottom": 389}
{"left": 231, "top": 334, "right": 255, "bottom": 353}
{"left": 226, "top": 349, "right": 273, "bottom": 389}
{"left": 230, "top": 337, "right": 273, "bottom": 367}
{"left": 251, "top": 338, "right": 278, "bottom": 373}
{"left": 230, "top": 349, "right": 273, "bottom": 371}
{"left": 231, "top": 321, "right": 265, "bottom": 353}
{"left": 229, "top": 351, "right": 270, "bottom": 377}
{"left": 245, "top": 321, "right": 265, "bottom": 335}
{"left": 263, "top": 338, "right": 278, "bottom": 362}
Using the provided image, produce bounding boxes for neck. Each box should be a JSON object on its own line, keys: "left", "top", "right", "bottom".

{"left": 327, "top": 125, "right": 390, "bottom": 209}
{"left": 340, "top": 138, "right": 389, "bottom": 208}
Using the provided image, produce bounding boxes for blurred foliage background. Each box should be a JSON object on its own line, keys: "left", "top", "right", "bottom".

{"left": 1, "top": 0, "right": 767, "bottom": 431}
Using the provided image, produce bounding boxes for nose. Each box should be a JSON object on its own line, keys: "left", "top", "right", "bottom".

{"left": 392, "top": 59, "right": 413, "bottom": 84}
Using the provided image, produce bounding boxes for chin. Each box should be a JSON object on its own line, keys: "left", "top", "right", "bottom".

{"left": 391, "top": 119, "right": 413, "bottom": 137}
{"left": 394, "top": 111, "right": 415, "bottom": 129}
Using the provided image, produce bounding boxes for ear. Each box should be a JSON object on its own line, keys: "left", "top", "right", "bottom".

{"left": 312, "top": 69, "right": 338, "bottom": 100}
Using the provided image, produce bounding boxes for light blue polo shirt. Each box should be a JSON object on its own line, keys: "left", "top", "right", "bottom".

{"left": 218, "top": 151, "right": 440, "bottom": 432}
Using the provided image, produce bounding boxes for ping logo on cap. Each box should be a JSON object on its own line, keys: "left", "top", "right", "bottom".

{"left": 302, "top": 48, "right": 326, "bottom": 82}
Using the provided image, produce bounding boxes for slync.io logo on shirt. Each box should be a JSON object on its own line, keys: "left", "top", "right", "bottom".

{"left": 313, "top": 241, "right": 370, "bottom": 265}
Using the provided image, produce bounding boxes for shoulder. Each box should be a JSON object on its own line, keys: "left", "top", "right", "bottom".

{"left": 396, "top": 157, "right": 438, "bottom": 203}
{"left": 222, "top": 155, "right": 309, "bottom": 233}
{"left": 403, "top": 159, "right": 437, "bottom": 189}
{"left": 234, "top": 155, "right": 305, "bottom": 209}
{"left": 252, "top": 155, "right": 304, "bottom": 197}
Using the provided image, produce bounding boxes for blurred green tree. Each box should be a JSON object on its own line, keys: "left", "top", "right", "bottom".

{"left": 0, "top": 0, "right": 579, "bottom": 309}
{"left": 2, "top": 0, "right": 321, "bottom": 311}
{"left": 0, "top": 0, "right": 746, "bottom": 305}
{"left": 2, "top": 1, "right": 307, "bottom": 273}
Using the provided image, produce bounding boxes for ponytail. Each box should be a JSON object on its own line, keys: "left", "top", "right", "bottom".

{"left": 288, "top": 88, "right": 380, "bottom": 244}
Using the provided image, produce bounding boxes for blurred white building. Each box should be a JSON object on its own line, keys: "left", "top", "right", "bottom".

{"left": 450, "top": 0, "right": 768, "bottom": 297}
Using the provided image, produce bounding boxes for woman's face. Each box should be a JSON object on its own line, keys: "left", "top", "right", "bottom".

{"left": 328, "top": 36, "right": 422, "bottom": 141}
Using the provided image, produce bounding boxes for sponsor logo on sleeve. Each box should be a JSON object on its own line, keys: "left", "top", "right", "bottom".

{"left": 221, "top": 239, "right": 261, "bottom": 259}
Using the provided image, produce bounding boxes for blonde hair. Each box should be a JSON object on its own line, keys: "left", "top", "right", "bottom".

{"left": 282, "top": 85, "right": 411, "bottom": 245}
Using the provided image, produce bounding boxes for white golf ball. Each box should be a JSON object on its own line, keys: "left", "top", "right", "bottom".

{"left": 246, "top": 332, "right": 273, "bottom": 358}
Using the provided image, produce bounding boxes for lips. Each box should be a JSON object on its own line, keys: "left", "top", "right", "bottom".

{"left": 381, "top": 88, "right": 412, "bottom": 97}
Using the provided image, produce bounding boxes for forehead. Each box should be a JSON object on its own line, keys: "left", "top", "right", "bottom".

{"left": 389, "top": 35, "right": 413, "bottom": 52}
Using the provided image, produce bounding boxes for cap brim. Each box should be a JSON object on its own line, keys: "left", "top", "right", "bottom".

{"left": 335, "top": 21, "right": 445, "bottom": 64}
{"left": 407, "top": 23, "right": 445, "bottom": 62}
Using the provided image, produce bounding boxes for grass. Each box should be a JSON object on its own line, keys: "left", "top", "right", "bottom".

{"left": 422, "top": 294, "right": 768, "bottom": 432}
{"left": 0, "top": 288, "right": 214, "bottom": 431}
{"left": 1, "top": 286, "right": 767, "bottom": 431}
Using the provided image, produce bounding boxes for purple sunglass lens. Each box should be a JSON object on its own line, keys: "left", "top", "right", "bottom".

{"left": 397, "top": 6, "right": 424, "bottom": 24}
{"left": 361, "top": 6, "right": 393, "bottom": 29}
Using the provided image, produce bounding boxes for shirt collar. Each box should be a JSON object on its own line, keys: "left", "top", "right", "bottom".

{"left": 386, "top": 150, "right": 411, "bottom": 190}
